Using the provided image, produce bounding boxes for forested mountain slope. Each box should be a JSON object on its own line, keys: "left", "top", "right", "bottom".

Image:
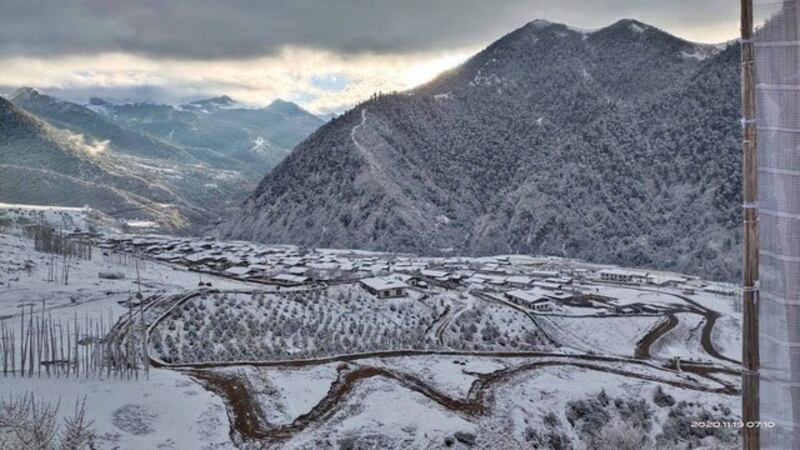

{"left": 220, "top": 19, "right": 741, "bottom": 280}
{"left": 0, "top": 97, "right": 194, "bottom": 227}
{"left": 2, "top": 89, "right": 323, "bottom": 230}
{"left": 88, "top": 95, "right": 323, "bottom": 174}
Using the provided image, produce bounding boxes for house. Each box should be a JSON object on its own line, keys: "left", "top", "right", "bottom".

{"left": 647, "top": 273, "right": 687, "bottom": 287}
{"left": 359, "top": 277, "right": 409, "bottom": 299}
{"left": 504, "top": 289, "right": 553, "bottom": 311}
{"left": 545, "top": 277, "right": 573, "bottom": 285}
{"left": 546, "top": 290, "right": 576, "bottom": 302}
{"left": 702, "top": 284, "right": 737, "bottom": 296}
{"left": 224, "top": 266, "right": 253, "bottom": 277}
{"left": 391, "top": 273, "right": 414, "bottom": 282}
{"left": 533, "top": 281, "right": 562, "bottom": 291}
{"left": 270, "top": 273, "right": 310, "bottom": 286}
{"left": 598, "top": 269, "right": 649, "bottom": 284}
{"left": 288, "top": 266, "right": 310, "bottom": 275}
{"left": 506, "top": 276, "right": 533, "bottom": 287}
{"left": 421, "top": 269, "right": 450, "bottom": 279}
{"left": 529, "top": 270, "right": 561, "bottom": 279}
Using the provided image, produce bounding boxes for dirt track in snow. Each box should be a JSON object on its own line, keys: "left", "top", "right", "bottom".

{"left": 135, "top": 285, "right": 740, "bottom": 444}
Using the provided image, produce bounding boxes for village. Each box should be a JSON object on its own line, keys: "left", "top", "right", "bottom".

{"left": 0, "top": 207, "right": 743, "bottom": 449}
{"left": 105, "top": 234, "right": 740, "bottom": 317}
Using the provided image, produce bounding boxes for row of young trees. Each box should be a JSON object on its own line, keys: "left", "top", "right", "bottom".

{"left": 151, "top": 286, "right": 551, "bottom": 364}
{"left": 0, "top": 301, "right": 148, "bottom": 380}
{"left": 22, "top": 221, "right": 94, "bottom": 286}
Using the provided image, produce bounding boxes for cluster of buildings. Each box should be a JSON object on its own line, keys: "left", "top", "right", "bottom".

{"left": 105, "top": 236, "right": 737, "bottom": 305}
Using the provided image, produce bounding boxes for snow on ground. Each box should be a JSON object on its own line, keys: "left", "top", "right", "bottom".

{"left": 538, "top": 315, "right": 662, "bottom": 357}
{"left": 151, "top": 286, "right": 549, "bottom": 365}
{"left": 684, "top": 289, "right": 740, "bottom": 316}
{"left": 151, "top": 286, "right": 443, "bottom": 363}
{"left": 0, "top": 229, "right": 745, "bottom": 448}
{"left": 651, "top": 313, "right": 706, "bottom": 361}
{"left": 0, "top": 233, "right": 259, "bottom": 334}
{"left": 490, "top": 364, "right": 739, "bottom": 446}
{"left": 365, "top": 355, "right": 508, "bottom": 398}
{"left": 228, "top": 365, "right": 340, "bottom": 425}
{"left": 0, "top": 369, "right": 235, "bottom": 450}
{"left": 279, "top": 377, "right": 476, "bottom": 450}
{"left": 712, "top": 314, "right": 742, "bottom": 361}
{"left": 587, "top": 285, "right": 685, "bottom": 309}
{"left": 0, "top": 202, "right": 120, "bottom": 233}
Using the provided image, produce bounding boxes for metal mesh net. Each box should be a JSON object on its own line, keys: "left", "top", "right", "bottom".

{"left": 754, "top": 1, "right": 800, "bottom": 448}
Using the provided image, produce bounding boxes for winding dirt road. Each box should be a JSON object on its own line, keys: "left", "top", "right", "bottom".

{"left": 189, "top": 355, "right": 738, "bottom": 444}
{"left": 133, "top": 285, "right": 741, "bottom": 445}
{"left": 635, "top": 313, "right": 679, "bottom": 359}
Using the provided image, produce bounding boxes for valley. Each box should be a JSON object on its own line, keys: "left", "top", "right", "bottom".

{"left": 0, "top": 88, "right": 323, "bottom": 233}
{"left": 0, "top": 13, "right": 749, "bottom": 450}
{"left": 0, "top": 209, "right": 742, "bottom": 449}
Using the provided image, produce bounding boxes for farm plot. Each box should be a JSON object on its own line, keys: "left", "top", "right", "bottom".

{"left": 437, "top": 300, "right": 550, "bottom": 351}
{"left": 150, "top": 285, "right": 550, "bottom": 364}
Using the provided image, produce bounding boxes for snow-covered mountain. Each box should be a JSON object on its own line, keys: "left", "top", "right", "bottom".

{"left": 220, "top": 19, "right": 741, "bottom": 281}
{"left": 88, "top": 95, "right": 323, "bottom": 172}
{"left": 0, "top": 96, "right": 198, "bottom": 229}
{"left": 2, "top": 89, "right": 323, "bottom": 230}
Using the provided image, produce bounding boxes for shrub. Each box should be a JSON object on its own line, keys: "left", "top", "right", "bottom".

{"left": 653, "top": 386, "right": 676, "bottom": 408}
{"left": 591, "top": 418, "right": 653, "bottom": 450}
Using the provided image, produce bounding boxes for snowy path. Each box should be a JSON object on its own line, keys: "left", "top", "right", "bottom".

{"left": 350, "top": 108, "right": 381, "bottom": 173}
{"left": 191, "top": 355, "right": 739, "bottom": 444}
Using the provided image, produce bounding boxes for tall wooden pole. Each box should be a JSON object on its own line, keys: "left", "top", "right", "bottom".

{"left": 741, "top": 0, "right": 760, "bottom": 449}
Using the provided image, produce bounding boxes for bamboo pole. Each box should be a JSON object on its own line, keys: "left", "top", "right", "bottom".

{"left": 741, "top": 0, "right": 760, "bottom": 449}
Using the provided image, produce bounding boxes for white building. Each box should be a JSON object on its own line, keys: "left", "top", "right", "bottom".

{"left": 270, "top": 273, "right": 310, "bottom": 286}
{"left": 504, "top": 289, "right": 553, "bottom": 311}
{"left": 359, "top": 277, "right": 409, "bottom": 299}
{"left": 598, "top": 269, "right": 649, "bottom": 284}
{"left": 506, "top": 275, "right": 533, "bottom": 287}
{"left": 529, "top": 270, "right": 560, "bottom": 279}
{"left": 421, "top": 269, "right": 450, "bottom": 279}
{"left": 533, "top": 281, "right": 562, "bottom": 291}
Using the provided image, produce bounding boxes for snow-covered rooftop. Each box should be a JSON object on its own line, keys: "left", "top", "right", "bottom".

{"left": 359, "top": 276, "right": 409, "bottom": 291}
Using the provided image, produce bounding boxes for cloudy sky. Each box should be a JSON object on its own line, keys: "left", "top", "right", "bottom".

{"left": 0, "top": 0, "right": 738, "bottom": 114}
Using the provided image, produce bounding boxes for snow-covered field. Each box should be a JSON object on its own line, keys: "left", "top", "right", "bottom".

{"left": 538, "top": 315, "right": 662, "bottom": 357}
{"left": 0, "top": 229, "right": 743, "bottom": 449}
{"left": 651, "top": 313, "right": 707, "bottom": 361}
{"left": 0, "top": 369, "right": 235, "bottom": 450}
{"left": 280, "top": 376, "right": 476, "bottom": 450}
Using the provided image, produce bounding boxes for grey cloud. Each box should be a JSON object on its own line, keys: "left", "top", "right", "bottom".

{"left": 0, "top": 0, "right": 736, "bottom": 59}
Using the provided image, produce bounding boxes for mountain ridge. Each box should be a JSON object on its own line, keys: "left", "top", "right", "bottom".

{"left": 219, "top": 18, "right": 741, "bottom": 281}
{"left": 2, "top": 89, "right": 323, "bottom": 229}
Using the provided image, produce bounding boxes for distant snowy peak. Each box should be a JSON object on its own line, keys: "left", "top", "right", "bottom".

{"left": 86, "top": 97, "right": 115, "bottom": 114}
{"left": 266, "top": 99, "right": 317, "bottom": 118}
{"left": 624, "top": 19, "right": 648, "bottom": 34}
{"left": 520, "top": 18, "right": 652, "bottom": 37}
{"left": 526, "top": 19, "right": 558, "bottom": 30}
{"left": 180, "top": 95, "right": 239, "bottom": 113}
{"left": 11, "top": 87, "right": 59, "bottom": 106}
{"left": 197, "top": 95, "right": 236, "bottom": 107}
{"left": 421, "top": 17, "right": 718, "bottom": 102}
{"left": 88, "top": 97, "right": 112, "bottom": 107}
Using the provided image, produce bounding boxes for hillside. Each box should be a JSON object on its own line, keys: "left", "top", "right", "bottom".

{"left": 0, "top": 96, "right": 192, "bottom": 227}
{"left": 87, "top": 95, "right": 323, "bottom": 174}
{"left": 219, "top": 19, "right": 741, "bottom": 280}
{"left": 2, "top": 89, "right": 323, "bottom": 230}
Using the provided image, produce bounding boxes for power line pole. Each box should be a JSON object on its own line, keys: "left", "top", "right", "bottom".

{"left": 741, "top": 0, "right": 760, "bottom": 449}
